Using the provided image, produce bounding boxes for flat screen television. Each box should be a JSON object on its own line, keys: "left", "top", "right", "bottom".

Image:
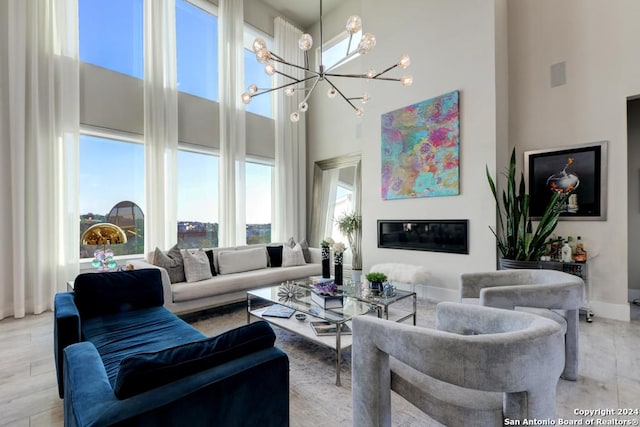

{"left": 377, "top": 220, "right": 468, "bottom": 254}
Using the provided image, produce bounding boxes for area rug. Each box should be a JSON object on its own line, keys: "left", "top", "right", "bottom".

{"left": 186, "top": 298, "right": 441, "bottom": 427}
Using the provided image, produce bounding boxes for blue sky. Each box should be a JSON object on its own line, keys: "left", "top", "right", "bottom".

{"left": 78, "top": 0, "right": 272, "bottom": 224}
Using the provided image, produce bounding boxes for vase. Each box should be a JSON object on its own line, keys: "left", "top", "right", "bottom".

{"left": 369, "top": 281, "right": 383, "bottom": 296}
{"left": 321, "top": 247, "right": 331, "bottom": 278}
{"left": 351, "top": 269, "right": 362, "bottom": 284}
{"left": 334, "top": 253, "right": 343, "bottom": 286}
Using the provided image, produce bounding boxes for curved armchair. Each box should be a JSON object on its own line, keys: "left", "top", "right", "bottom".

{"left": 459, "top": 269, "right": 585, "bottom": 380}
{"left": 352, "top": 302, "right": 565, "bottom": 427}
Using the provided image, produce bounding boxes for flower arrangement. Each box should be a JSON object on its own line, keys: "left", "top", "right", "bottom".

{"left": 331, "top": 241, "right": 346, "bottom": 254}
{"left": 320, "top": 237, "right": 334, "bottom": 248}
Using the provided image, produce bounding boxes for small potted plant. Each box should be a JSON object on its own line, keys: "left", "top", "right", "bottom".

{"left": 365, "top": 272, "right": 387, "bottom": 296}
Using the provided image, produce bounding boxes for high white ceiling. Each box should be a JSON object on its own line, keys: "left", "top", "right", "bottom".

{"left": 258, "top": 0, "right": 342, "bottom": 29}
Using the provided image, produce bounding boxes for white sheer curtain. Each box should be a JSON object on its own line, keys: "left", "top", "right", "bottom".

{"left": 0, "top": 0, "right": 79, "bottom": 319}
{"left": 218, "top": 0, "right": 246, "bottom": 247}
{"left": 144, "top": 0, "right": 178, "bottom": 253}
{"left": 273, "top": 17, "right": 307, "bottom": 243}
{"left": 321, "top": 169, "right": 339, "bottom": 240}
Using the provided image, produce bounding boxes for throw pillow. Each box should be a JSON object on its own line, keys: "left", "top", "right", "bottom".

{"left": 217, "top": 247, "right": 268, "bottom": 274}
{"left": 266, "top": 245, "right": 283, "bottom": 267}
{"left": 285, "top": 237, "right": 310, "bottom": 263}
{"left": 152, "top": 245, "right": 185, "bottom": 284}
{"left": 182, "top": 249, "right": 213, "bottom": 283}
{"left": 204, "top": 249, "right": 217, "bottom": 276}
{"left": 298, "top": 239, "right": 311, "bottom": 263}
{"left": 114, "top": 321, "right": 276, "bottom": 399}
{"left": 282, "top": 243, "right": 306, "bottom": 267}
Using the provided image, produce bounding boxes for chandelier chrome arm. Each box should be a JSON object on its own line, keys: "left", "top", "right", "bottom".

{"left": 241, "top": 0, "right": 413, "bottom": 123}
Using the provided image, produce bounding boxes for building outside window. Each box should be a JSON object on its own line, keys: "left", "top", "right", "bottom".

{"left": 79, "top": 134, "right": 145, "bottom": 258}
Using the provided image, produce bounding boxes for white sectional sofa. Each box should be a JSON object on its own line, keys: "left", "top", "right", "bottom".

{"left": 130, "top": 244, "right": 322, "bottom": 315}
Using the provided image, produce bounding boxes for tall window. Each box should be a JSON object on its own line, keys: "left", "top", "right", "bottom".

{"left": 176, "top": 0, "right": 218, "bottom": 101}
{"left": 244, "top": 26, "right": 273, "bottom": 118}
{"left": 78, "top": 0, "right": 144, "bottom": 78}
{"left": 320, "top": 30, "right": 362, "bottom": 71}
{"left": 246, "top": 161, "right": 273, "bottom": 244}
{"left": 177, "top": 149, "right": 219, "bottom": 248}
{"left": 79, "top": 134, "right": 145, "bottom": 258}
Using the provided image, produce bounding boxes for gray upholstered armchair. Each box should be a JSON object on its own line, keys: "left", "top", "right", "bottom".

{"left": 352, "top": 302, "right": 565, "bottom": 427}
{"left": 459, "top": 269, "right": 585, "bottom": 380}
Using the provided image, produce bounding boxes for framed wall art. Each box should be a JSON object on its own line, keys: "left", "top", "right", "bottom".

{"left": 381, "top": 90, "right": 460, "bottom": 200}
{"left": 524, "top": 141, "right": 608, "bottom": 220}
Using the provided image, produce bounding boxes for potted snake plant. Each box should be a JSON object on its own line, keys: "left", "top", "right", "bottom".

{"left": 487, "top": 148, "right": 571, "bottom": 269}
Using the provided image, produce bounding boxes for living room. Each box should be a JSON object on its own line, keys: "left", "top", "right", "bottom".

{"left": 1, "top": 0, "right": 640, "bottom": 426}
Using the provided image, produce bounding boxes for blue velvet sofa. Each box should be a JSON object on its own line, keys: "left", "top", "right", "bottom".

{"left": 54, "top": 268, "right": 289, "bottom": 427}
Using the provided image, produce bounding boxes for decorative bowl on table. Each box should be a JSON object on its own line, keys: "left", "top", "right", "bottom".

{"left": 295, "top": 313, "right": 307, "bottom": 321}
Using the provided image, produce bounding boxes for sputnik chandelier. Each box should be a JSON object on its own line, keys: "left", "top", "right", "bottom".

{"left": 241, "top": 0, "right": 413, "bottom": 122}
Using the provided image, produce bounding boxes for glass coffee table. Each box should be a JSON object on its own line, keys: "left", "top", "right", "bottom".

{"left": 246, "top": 280, "right": 417, "bottom": 386}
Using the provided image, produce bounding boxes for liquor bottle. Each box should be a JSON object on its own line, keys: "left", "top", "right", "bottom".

{"left": 567, "top": 236, "right": 576, "bottom": 254}
{"left": 561, "top": 241, "right": 572, "bottom": 263}
{"left": 573, "top": 236, "right": 587, "bottom": 262}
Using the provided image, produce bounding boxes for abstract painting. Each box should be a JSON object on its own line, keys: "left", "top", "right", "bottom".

{"left": 381, "top": 90, "right": 460, "bottom": 200}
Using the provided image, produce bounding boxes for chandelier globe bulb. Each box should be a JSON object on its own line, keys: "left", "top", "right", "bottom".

{"left": 345, "top": 15, "right": 362, "bottom": 34}
{"left": 327, "top": 87, "right": 337, "bottom": 98}
{"left": 285, "top": 87, "right": 295, "bottom": 97}
{"left": 398, "top": 54, "right": 411, "bottom": 69}
{"left": 264, "top": 63, "right": 276, "bottom": 75}
{"left": 241, "top": 92, "right": 252, "bottom": 104}
{"left": 358, "top": 33, "right": 376, "bottom": 54}
{"left": 400, "top": 75, "right": 414, "bottom": 87}
{"left": 290, "top": 111, "right": 300, "bottom": 122}
{"left": 256, "top": 47, "right": 271, "bottom": 63}
{"left": 252, "top": 38, "right": 267, "bottom": 53}
{"left": 298, "top": 33, "right": 313, "bottom": 51}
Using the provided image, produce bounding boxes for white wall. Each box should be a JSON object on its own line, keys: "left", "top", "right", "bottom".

{"left": 508, "top": 0, "right": 640, "bottom": 320}
{"left": 307, "top": 0, "right": 507, "bottom": 298}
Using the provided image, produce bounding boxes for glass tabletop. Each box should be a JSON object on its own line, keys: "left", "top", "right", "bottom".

{"left": 340, "top": 279, "right": 416, "bottom": 306}
{"left": 247, "top": 281, "right": 374, "bottom": 323}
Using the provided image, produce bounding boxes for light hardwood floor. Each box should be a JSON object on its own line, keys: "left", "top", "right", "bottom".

{"left": 1, "top": 303, "right": 639, "bottom": 427}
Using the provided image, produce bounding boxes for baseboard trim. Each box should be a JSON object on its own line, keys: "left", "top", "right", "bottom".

{"left": 420, "top": 286, "right": 632, "bottom": 322}
{"left": 587, "top": 300, "right": 630, "bottom": 322}
{"left": 423, "top": 285, "right": 458, "bottom": 302}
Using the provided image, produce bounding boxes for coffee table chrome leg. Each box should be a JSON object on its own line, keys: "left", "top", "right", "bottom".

{"left": 335, "top": 323, "right": 342, "bottom": 386}
{"left": 413, "top": 294, "right": 417, "bottom": 325}
{"left": 246, "top": 295, "right": 251, "bottom": 324}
